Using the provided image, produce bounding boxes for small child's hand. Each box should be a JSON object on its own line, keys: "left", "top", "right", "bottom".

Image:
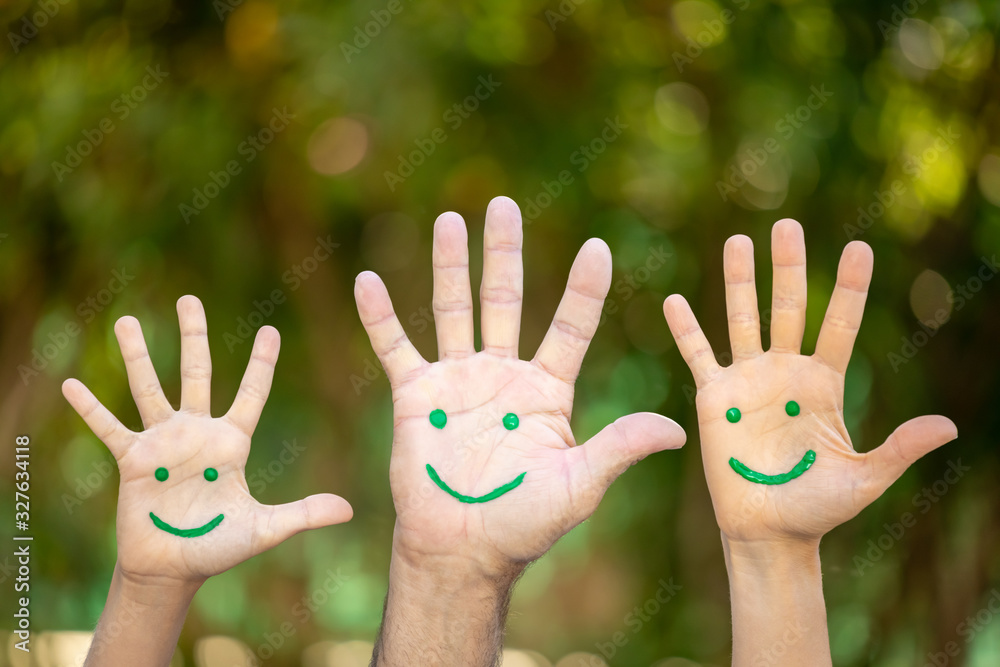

{"left": 664, "top": 219, "right": 957, "bottom": 545}
{"left": 63, "top": 295, "right": 352, "bottom": 587}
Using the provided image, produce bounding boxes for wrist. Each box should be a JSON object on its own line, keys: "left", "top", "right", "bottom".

{"left": 722, "top": 533, "right": 821, "bottom": 575}
{"left": 390, "top": 521, "right": 527, "bottom": 585}
{"left": 389, "top": 532, "right": 524, "bottom": 602}
{"left": 112, "top": 563, "right": 201, "bottom": 611}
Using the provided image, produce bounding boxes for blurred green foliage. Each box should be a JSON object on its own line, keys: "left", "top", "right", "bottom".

{"left": 1, "top": 0, "right": 999, "bottom": 664}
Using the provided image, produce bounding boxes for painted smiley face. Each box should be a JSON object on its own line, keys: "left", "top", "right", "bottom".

{"left": 726, "top": 401, "right": 817, "bottom": 485}
{"left": 148, "top": 466, "right": 225, "bottom": 537}
{"left": 424, "top": 409, "right": 526, "bottom": 504}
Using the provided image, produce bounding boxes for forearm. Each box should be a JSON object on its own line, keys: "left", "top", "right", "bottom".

{"left": 371, "top": 539, "right": 522, "bottom": 667}
{"left": 724, "top": 535, "right": 830, "bottom": 667}
{"left": 85, "top": 564, "right": 199, "bottom": 667}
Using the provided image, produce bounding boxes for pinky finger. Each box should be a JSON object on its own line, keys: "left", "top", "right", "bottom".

{"left": 255, "top": 493, "right": 354, "bottom": 552}
{"left": 62, "top": 378, "right": 136, "bottom": 458}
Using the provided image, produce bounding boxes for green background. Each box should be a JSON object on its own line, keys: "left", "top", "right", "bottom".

{"left": 2, "top": 0, "right": 999, "bottom": 664}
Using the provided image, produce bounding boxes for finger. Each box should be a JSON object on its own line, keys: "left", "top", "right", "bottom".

{"left": 814, "top": 241, "right": 874, "bottom": 374}
{"left": 663, "top": 294, "right": 722, "bottom": 388}
{"left": 177, "top": 295, "right": 212, "bottom": 414}
{"left": 577, "top": 412, "right": 686, "bottom": 491}
{"left": 533, "top": 239, "right": 612, "bottom": 383}
{"left": 114, "top": 316, "right": 173, "bottom": 428}
{"left": 256, "top": 493, "right": 354, "bottom": 551}
{"left": 480, "top": 196, "right": 524, "bottom": 357}
{"left": 724, "top": 235, "right": 762, "bottom": 361}
{"left": 861, "top": 416, "right": 958, "bottom": 501}
{"left": 769, "top": 219, "right": 807, "bottom": 354}
{"left": 225, "top": 326, "right": 279, "bottom": 437}
{"left": 62, "top": 378, "right": 136, "bottom": 459}
{"left": 354, "top": 271, "right": 427, "bottom": 385}
{"left": 433, "top": 212, "right": 475, "bottom": 360}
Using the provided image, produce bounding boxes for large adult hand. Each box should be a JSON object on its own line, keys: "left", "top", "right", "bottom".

{"left": 356, "top": 196, "right": 685, "bottom": 666}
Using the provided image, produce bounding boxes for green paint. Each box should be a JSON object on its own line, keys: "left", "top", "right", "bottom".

{"left": 430, "top": 409, "right": 447, "bottom": 429}
{"left": 502, "top": 413, "right": 520, "bottom": 430}
{"left": 729, "top": 450, "right": 817, "bottom": 485}
{"left": 204, "top": 467, "right": 219, "bottom": 481}
{"left": 150, "top": 512, "right": 224, "bottom": 537}
{"left": 425, "top": 464, "right": 526, "bottom": 504}
{"left": 726, "top": 407, "right": 741, "bottom": 423}
{"left": 155, "top": 467, "right": 169, "bottom": 482}
{"left": 785, "top": 400, "right": 800, "bottom": 417}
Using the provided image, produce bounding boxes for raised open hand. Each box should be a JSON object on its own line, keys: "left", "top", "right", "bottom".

{"left": 62, "top": 295, "right": 352, "bottom": 585}
{"left": 664, "top": 219, "right": 957, "bottom": 544}
{"left": 355, "top": 196, "right": 685, "bottom": 576}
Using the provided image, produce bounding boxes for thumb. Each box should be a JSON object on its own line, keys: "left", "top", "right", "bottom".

{"left": 864, "top": 415, "right": 958, "bottom": 498}
{"left": 580, "top": 412, "right": 686, "bottom": 491}
{"left": 257, "top": 493, "right": 354, "bottom": 552}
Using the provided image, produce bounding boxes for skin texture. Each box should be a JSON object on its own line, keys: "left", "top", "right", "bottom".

{"left": 62, "top": 296, "right": 353, "bottom": 667}
{"left": 355, "top": 196, "right": 686, "bottom": 667}
{"left": 664, "top": 219, "right": 958, "bottom": 667}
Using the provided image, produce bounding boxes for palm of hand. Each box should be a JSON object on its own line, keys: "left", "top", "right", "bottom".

{"left": 390, "top": 355, "right": 590, "bottom": 566}
{"left": 665, "top": 219, "right": 957, "bottom": 544}
{"left": 113, "top": 414, "right": 268, "bottom": 580}
{"left": 63, "top": 296, "right": 352, "bottom": 586}
{"left": 357, "top": 198, "right": 684, "bottom": 574}
{"left": 697, "top": 353, "right": 872, "bottom": 541}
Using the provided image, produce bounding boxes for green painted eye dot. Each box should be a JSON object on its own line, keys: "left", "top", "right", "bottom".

{"left": 204, "top": 468, "right": 219, "bottom": 482}
{"left": 502, "top": 413, "right": 520, "bottom": 430}
{"left": 154, "top": 467, "right": 169, "bottom": 482}
{"left": 429, "top": 409, "right": 448, "bottom": 429}
{"left": 785, "top": 401, "right": 800, "bottom": 417}
{"left": 726, "top": 408, "right": 741, "bottom": 423}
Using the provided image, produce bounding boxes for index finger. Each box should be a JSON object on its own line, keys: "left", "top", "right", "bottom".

{"left": 533, "top": 239, "right": 612, "bottom": 383}
{"left": 813, "top": 241, "right": 874, "bottom": 374}
{"left": 225, "top": 326, "right": 280, "bottom": 437}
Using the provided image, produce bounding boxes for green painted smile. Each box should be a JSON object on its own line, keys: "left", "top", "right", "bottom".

{"left": 729, "top": 450, "right": 817, "bottom": 485}
{"left": 150, "top": 511, "right": 224, "bottom": 538}
{"left": 425, "top": 464, "right": 526, "bottom": 504}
